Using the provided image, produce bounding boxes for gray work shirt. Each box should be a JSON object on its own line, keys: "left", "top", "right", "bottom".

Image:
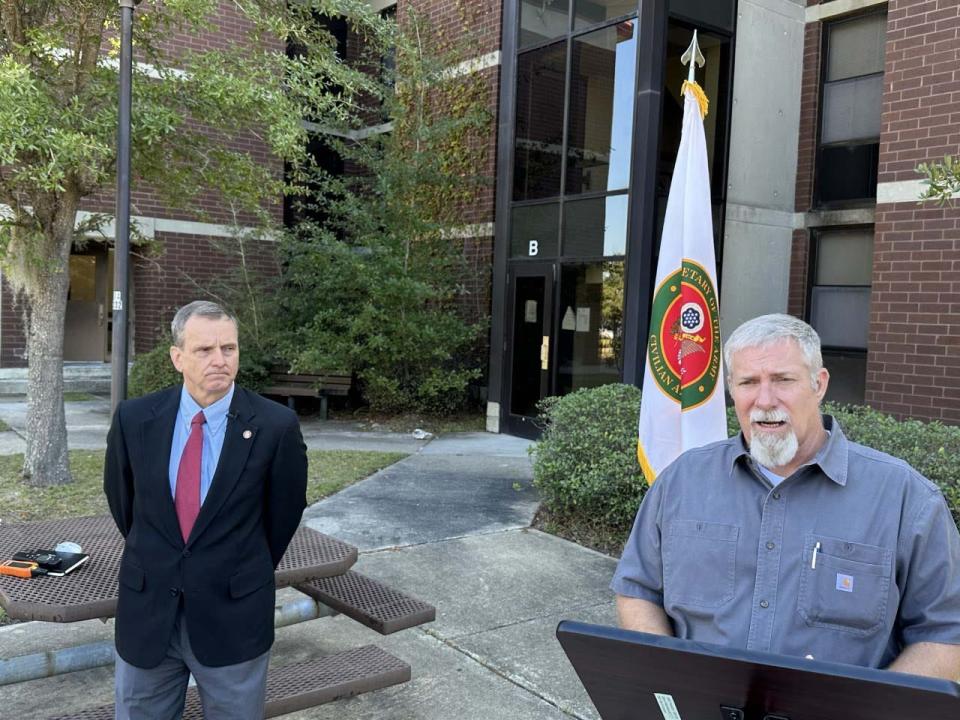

{"left": 611, "top": 416, "right": 960, "bottom": 668}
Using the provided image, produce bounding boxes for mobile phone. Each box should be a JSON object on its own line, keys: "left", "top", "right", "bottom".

{"left": 0, "top": 560, "right": 39, "bottom": 578}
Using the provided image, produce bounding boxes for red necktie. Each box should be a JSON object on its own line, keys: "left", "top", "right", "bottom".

{"left": 175, "top": 410, "right": 206, "bottom": 542}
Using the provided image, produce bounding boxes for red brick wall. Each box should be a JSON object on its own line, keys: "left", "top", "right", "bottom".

{"left": 880, "top": 0, "right": 960, "bottom": 183}
{"left": 460, "top": 234, "right": 494, "bottom": 326}
{"left": 868, "top": 202, "right": 960, "bottom": 423}
{"left": 0, "top": 233, "right": 280, "bottom": 367}
{"left": 0, "top": 279, "right": 27, "bottom": 367}
{"left": 4, "top": 1, "right": 502, "bottom": 371}
{"left": 787, "top": 229, "right": 809, "bottom": 318}
{"left": 405, "top": 0, "right": 503, "bottom": 57}
{"left": 391, "top": 0, "right": 501, "bottom": 230}
{"left": 132, "top": 232, "right": 280, "bottom": 353}
{"left": 153, "top": 1, "right": 264, "bottom": 56}
{"left": 795, "top": 21, "right": 821, "bottom": 212}
{"left": 868, "top": 0, "right": 960, "bottom": 421}
{"left": 102, "top": 0, "right": 284, "bottom": 227}
{"left": 393, "top": 0, "right": 500, "bottom": 324}
{"left": 1, "top": 2, "right": 285, "bottom": 367}
{"left": 789, "top": 22, "right": 821, "bottom": 318}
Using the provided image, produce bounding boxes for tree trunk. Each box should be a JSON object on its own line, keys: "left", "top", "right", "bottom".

{"left": 22, "top": 216, "right": 74, "bottom": 487}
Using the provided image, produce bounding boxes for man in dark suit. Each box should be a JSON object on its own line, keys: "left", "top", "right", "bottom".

{"left": 104, "top": 300, "right": 308, "bottom": 719}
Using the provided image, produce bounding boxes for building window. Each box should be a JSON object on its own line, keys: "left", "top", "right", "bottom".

{"left": 815, "top": 11, "right": 886, "bottom": 206}
{"left": 513, "top": 41, "right": 567, "bottom": 201}
{"left": 808, "top": 227, "right": 873, "bottom": 404}
{"left": 519, "top": 0, "right": 571, "bottom": 49}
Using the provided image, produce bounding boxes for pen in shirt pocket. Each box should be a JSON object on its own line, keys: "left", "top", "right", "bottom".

{"left": 811, "top": 541, "right": 821, "bottom": 569}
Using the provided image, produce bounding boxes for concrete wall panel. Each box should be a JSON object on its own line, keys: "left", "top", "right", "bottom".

{"left": 720, "top": 213, "right": 794, "bottom": 337}
{"left": 721, "top": 0, "right": 805, "bottom": 338}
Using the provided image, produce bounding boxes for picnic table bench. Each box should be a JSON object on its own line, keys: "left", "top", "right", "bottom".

{"left": 0, "top": 515, "right": 435, "bottom": 718}
{"left": 261, "top": 367, "right": 351, "bottom": 419}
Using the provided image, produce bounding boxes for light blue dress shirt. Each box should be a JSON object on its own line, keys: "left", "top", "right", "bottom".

{"left": 168, "top": 384, "right": 235, "bottom": 504}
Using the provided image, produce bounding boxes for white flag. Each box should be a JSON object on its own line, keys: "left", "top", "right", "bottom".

{"left": 637, "top": 81, "right": 727, "bottom": 483}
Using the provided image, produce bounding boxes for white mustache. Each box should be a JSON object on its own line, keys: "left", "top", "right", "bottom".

{"left": 750, "top": 409, "right": 790, "bottom": 424}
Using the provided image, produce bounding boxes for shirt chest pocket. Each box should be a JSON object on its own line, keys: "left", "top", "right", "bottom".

{"left": 663, "top": 520, "right": 740, "bottom": 608}
{"left": 798, "top": 534, "right": 892, "bottom": 636}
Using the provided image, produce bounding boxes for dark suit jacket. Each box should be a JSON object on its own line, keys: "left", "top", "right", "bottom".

{"left": 104, "top": 385, "right": 308, "bottom": 668}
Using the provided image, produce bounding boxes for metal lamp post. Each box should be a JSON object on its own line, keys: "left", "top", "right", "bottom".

{"left": 111, "top": 0, "right": 140, "bottom": 412}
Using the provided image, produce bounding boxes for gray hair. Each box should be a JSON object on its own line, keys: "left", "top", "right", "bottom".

{"left": 724, "top": 314, "right": 823, "bottom": 388}
{"left": 171, "top": 301, "right": 237, "bottom": 347}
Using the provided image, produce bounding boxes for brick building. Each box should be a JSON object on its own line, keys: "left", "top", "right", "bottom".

{"left": 4, "top": 0, "right": 957, "bottom": 434}
{"left": 472, "top": 0, "right": 960, "bottom": 434}
{"left": 789, "top": 0, "right": 960, "bottom": 424}
{"left": 0, "top": 2, "right": 282, "bottom": 367}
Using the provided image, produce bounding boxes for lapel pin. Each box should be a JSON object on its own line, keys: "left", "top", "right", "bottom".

{"left": 243, "top": 430, "right": 253, "bottom": 439}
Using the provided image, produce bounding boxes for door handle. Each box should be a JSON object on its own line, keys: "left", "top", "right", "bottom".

{"left": 98, "top": 303, "right": 105, "bottom": 327}
{"left": 540, "top": 335, "right": 549, "bottom": 370}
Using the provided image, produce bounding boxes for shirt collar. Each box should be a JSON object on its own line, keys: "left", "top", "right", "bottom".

{"left": 729, "top": 414, "right": 848, "bottom": 486}
{"left": 179, "top": 383, "right": 235, "bottom": 433}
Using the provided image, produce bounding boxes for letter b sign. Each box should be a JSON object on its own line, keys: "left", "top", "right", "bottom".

{"left": 528, "top": 240, "right": 539, "bottom": 257}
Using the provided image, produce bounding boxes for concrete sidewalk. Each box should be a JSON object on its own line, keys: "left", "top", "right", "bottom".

{"left": 0, "top": 396, "right": 619, "bottom": 719}
{"left": 0, "top": 395, "right": 441, "bottom": 454}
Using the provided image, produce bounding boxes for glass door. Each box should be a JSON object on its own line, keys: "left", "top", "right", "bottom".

{"left": 64, "top": 246, "right": 111, "bottom": 361}
{"left": 504, "top": 263, "right": 554, "bottom": 437}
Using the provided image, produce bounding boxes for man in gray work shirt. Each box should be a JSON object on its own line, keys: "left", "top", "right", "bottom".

{"left": 612, "top": 314, "right": 960, "bottom": 679}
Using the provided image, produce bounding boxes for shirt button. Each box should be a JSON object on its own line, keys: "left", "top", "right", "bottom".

{"left": 766, "top": 541, "right": 775, "bottom": 550}
{"left": 772, "top": 492, "right": 781, "bottom": 500}
{"left": 760, "top": 600, "right": 769, "bottom": 609}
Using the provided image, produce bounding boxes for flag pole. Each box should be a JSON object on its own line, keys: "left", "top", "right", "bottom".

{"left": 681, "top": 30, "right": 705, "bottom": 83}
{"left": 637, "top": 26, "right": 725, "bottom": 483}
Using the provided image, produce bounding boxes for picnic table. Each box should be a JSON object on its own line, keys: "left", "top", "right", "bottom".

{"left": 0, "top": 515, "right": 435, "bottom": 718}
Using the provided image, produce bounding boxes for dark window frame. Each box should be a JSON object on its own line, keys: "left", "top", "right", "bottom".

{"left": 813, "top": 8, "right": 887, "bottom": 209}
{"left": 805, "top": 224, "right": 874, "bottom": 355}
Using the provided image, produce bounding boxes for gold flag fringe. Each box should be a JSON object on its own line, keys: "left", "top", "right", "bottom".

{"left": 681, "top": 80, "right": 709, "bottom": 119}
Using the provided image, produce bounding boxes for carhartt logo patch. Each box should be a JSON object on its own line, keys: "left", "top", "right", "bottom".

{"left": 836, "top": 573, "right": 854, "bottom": 592}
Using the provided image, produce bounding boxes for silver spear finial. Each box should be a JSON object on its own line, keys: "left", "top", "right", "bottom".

{"left": 681, "top": 30, "right": 705, "bottom": 83}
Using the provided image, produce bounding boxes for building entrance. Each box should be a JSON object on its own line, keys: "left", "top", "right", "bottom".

{"left": 64, "top": 246, "right": 113, "bottom": 362}
{"left": 503, "top": 263, "right": 554, "bottom": 437}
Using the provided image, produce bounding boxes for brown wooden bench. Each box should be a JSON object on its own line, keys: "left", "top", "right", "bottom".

{"left": 262, "top": 367, "right": 351, "bottom": 419}
{"left": 49, "top": 645, "right": 410, "bottom": 719}
{"left": 295, "top": 570, "right": 436, "bottom": 635}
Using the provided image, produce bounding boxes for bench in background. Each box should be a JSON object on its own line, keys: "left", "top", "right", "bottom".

{"left": 262, "top": 368, "right": 351, "bottom": 420}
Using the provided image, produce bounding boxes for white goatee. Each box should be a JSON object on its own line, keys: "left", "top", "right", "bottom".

{"left": 748, "top": 409, "right": 799, "bottom": 470}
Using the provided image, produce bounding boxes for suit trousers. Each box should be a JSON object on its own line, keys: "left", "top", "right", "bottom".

{"left": 115, "top": 606, "right": 269, "bottom": 720}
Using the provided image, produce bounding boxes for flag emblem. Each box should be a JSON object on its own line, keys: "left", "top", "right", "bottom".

{"left": 647, "top": 259, "right": 721, "bottom": 409}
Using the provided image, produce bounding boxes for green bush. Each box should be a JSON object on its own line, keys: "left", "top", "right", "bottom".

{"left": 532, "top": 385, "right": 960, "bottom": 536}
{"left": 531, "top": 383, "right": 645, "bottom": 533}
{"left": 414, "top": 368, "right": 482, "bottom": 415}
{"left": 824, "top": 402, "right": 960, "bottom": 526}
{"left": 275, "top": 225, "right": 483, "bottom": 415}
{"left": 128, "top": 341, "right": 181, "bottom": 398}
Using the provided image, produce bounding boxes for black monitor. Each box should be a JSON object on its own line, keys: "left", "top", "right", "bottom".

{"left": 557, "top": 620, "right": 960, "bottom": 720}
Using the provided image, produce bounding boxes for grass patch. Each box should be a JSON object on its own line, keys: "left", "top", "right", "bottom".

{"left": 63, "top": 392, "right": 99, "bottom": 402}
{"left": 0, "top": 451, "right": 108, "bottom": 522}
{"left": 305, "top": 450, "right": 406, "bottom": 504}
{"left": 0, "top": 418, "right": 10, "bottom": 432}
{"left": 0, "top": 450, "right": 406, "bottom": 523}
